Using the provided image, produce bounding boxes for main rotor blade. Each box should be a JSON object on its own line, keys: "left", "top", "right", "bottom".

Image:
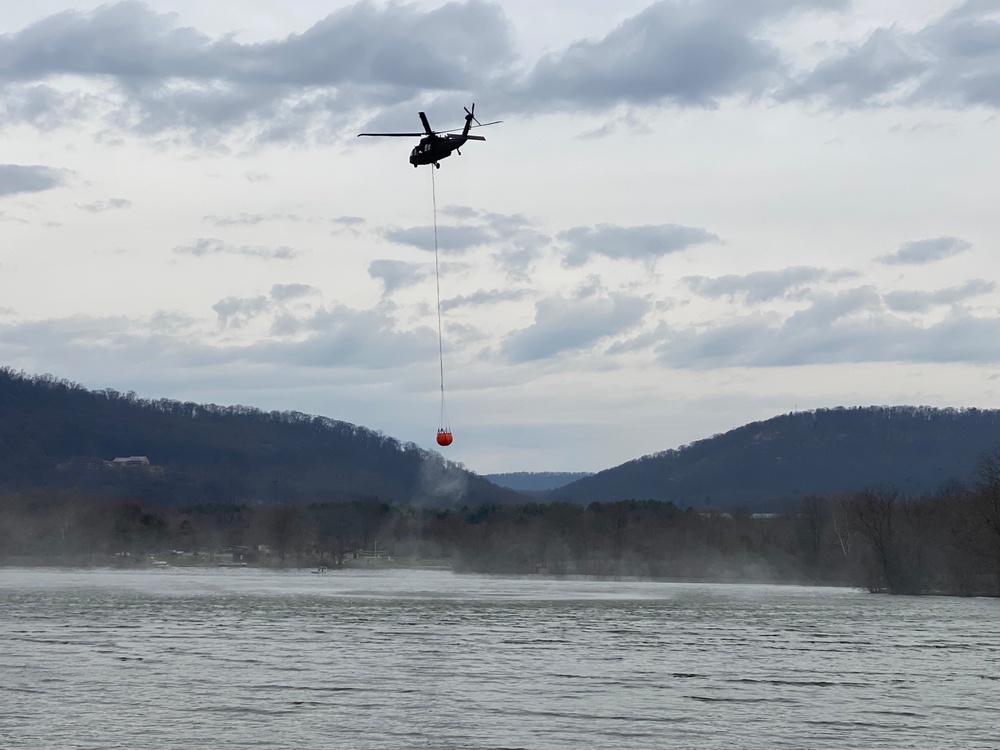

{"left": 419, "top": 112, "right": 433, "bottom": 135}
{"left": 437, "top": 121, "right": 502, "bottom": 135}
{"left": 464, "top": 135, "right": 486, "bottom": 141}
{"left": 357, "top": 132, "right": 424, "bottom": 137}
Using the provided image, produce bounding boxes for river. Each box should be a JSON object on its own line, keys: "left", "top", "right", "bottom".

{"left": 0, "top": 567, "right": 996, "bottom": 749}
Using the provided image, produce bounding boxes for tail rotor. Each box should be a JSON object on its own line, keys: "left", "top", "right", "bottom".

{"left": 464, "top": 103, "right": 481, "bottom": 127}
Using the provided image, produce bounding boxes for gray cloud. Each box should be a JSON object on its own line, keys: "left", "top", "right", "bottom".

{"left": 212, "top": 295, "right": 270, "bottom": 329}
{"left": 3, "top": 0, "right": 998, "bottom": 150}
{"left": 174, "top": 237, "right": 298, "bottom": 260}
{"left": 914, "top": 1, "right": 1000, "bottom": 108}
{"left": 440, "top": 205, "right": 480, "bottom": 219}
{"left": 213, "top": 284, "right": 319, "bottom": 328}
{"left": 368, "top": 259, "right": 432, "bottom": 295}
{"left": 561, "top": 223, "right": 722, "bottom": 267}
{"left": 205, "top": 212, "right": 302, "bottom": 226}
{"left": 0, "top": 304, "right": 435, "bottom": 374}
{"left": 270, "top": 283, "right": 318, "bottom": 302}
{"left": 782, "top": 28, "right": 927, "bottom": 106}
{"left": 683, "top": 266, "right": 856, "bottom": 303}
{"left": 382, "top": 225, "right": 495, "bottom": 254}
{"left": 883, "top": 279, "right": 994, "bottom": 312}
{"left": 0, "top": 1, "right": 514, "bottom": 142}
{"left": 381, "top": 209, "right": 548, "bottom": 269}
{"left": 440, "top": 288, "right": 529, "bottom": 312}
{"left": 333, "top": 215, "right": 365, "bottom": 227}
{"left": 0, "top": 164, "right": 66, "bottom": 196}
{"left": 78, "top": 198, "right": 131, "bottom": 212}
{"left": 0, "top": 314, "right": 204, "bottom": 373}
{"left": 648, "top": 287, "right": 1000, "bottom": 368}
{"left": 503, "top": 292, "right": 649, "bottom": 363}
{"left": 509, "top": 0, "right": 846, "bottom": 111}
{"left": 785, "top": 1, "right": 1000, "bottom": 108}
{"left": 878, "top": 236, "right": 972, "bottom": 265}
{"left": 491, "top": 247, "right": 542, "bottom": 282}
{"left": 252, "top": 305, "right": 437, "bottom": 369}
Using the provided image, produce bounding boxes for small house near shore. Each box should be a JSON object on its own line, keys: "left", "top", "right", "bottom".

{"left": 109, "top": 456, "right": 151, "bottom": 466}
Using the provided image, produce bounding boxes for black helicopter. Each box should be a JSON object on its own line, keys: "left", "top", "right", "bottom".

{"left": 358, "top": 104, "right": 500, "bottom": 168}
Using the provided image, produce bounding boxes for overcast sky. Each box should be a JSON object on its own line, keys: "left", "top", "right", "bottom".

{"left": 2, "top": 0, "right": 999, "bottom": 474}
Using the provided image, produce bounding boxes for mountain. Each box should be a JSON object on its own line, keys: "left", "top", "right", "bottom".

{"left": 6, "top": 367, "right": 999, "bottom": 512}
{"left": 484, "top": 472, "right": 593, "bottom": 493}
{"left": 547, "top": 407, "right": 1000, "bottom": 510}
{"left": 0, "top": 368, "right": 521, "bottom": 507}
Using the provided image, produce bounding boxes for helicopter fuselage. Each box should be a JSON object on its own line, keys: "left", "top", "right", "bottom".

{"left": 409, "top": 134, "right": 467, "bottom": 167}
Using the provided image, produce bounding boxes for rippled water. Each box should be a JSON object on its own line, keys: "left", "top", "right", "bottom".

{"left": 1, "top": 568, "right": 997, "bottom": 749}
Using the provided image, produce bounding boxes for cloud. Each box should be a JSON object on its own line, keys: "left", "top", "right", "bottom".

{"left": 560, "top": 223, "right": 722, "bottom": 267}
{"left": 0, "top": 313, "right": 203, "bottom": 371}
{"left": 212, "top": 295, "right": 270, "bottom": 329}
{"left": 785, "top": 1, "right": 1000, "bottom": 109}
{"left": 575, "top": 110, "right": 654, "bottom": 140}
{"left": 0, "top": 303, "right": 436, "bottom": 374}
{"left": 883, "top": 279, "right": 995, "bottom": 313}
{"left": 368, "top": 259, "right": 432, "bottom": 295}
{"left": 174, "top": 237, "right": 298, "bottom": 260}
{"left": 77, "top": 198, "right": 131, "bottom": 212}
{"left": 508, "top": 0, "right": 846, "bottom": 111}
{"left": 0, "top": 164, "right": 66, "bottom": 196}
{"left": 270, "top": 283, "right": 318, "bottom": 302}
{"left": 683, "top": 266, "right": 856, "bottom": 303}
{"left": 878, "top": 236, "right": 972, "bottom": 265}
{"left": 503, "top": 292, "right": 649, "bottom": 363}
{"left": 440, "top": 288, "right": 529, "bottom": 312}
{"left": 213, "top": 284, "right": 319, "bottom": 328}
{"left": 249, "top": 305, "right": 437, "bottom": 369}
{"left": 384, "top": 214, "right": 715, "bottom": 277}
{"left": 0, "top": 1, "right": 514, "bottom": 143}
{"left": 380, "top": 209, "right": 548, "bottom": 272}
{"left": 914, "top": 1, "right": 1000, "bottom": 108}
{"left": 4, "top": 0, "right": 998, "bottom": 150}
{"left": 650, "top": 287, "right": 1000, "bottom": 368}
{"left": 204, "top": 212, "right": 302, "bottom": 226}
{"left": 333, "top": 215, "right": 365, "bottom": 227}
{"left": 382, "top": 224, "right": 495, "bottom": 254}
{"left": 782, "top": 28, "right": 927, "bottom": 106}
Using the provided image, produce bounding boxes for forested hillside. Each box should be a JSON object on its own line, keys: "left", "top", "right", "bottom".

{"left": 0, "top": 368, "right": 520, "bottom": 507}
{"left": 552, "top": 407, "right": 1000, "bottom": 509}
{"left": 6, "top": 366, "right": 1000, "bottom": 514}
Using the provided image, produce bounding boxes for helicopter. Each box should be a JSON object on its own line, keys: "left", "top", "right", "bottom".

{"left": 358, "top": 104, "right": 500, "bottom": 168}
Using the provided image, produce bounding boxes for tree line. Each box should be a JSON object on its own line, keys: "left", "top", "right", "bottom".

{"left": 3, "top": 451, "right": 998, "bottom": 595}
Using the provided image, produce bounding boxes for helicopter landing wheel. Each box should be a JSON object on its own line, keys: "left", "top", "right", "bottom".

{"left": 434, "top": 163, "right": 440, "bottom": 169}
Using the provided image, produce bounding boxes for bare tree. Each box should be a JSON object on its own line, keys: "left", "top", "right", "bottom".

{"left": 974, "top": 451, "right": 1000, "bottom": 594}
{"left": 850, "top": 486, "right": 900, "bottom": 592}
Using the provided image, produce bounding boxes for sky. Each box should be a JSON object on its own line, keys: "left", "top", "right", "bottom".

{"left": 1, "top": 0, "right": 999, "bottom": 475}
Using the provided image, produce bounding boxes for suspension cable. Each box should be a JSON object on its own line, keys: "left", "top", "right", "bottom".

{"left": 431, "top": 167, "right": 449, "bottom": 431}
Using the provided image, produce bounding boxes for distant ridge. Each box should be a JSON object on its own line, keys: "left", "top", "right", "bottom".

{"left": 0, "top": 367, "right": 523, "bottom": 507}
{"left": 547, "top": 407, "right": 1000, "bottom": 510}
{"left": 485, "top": 471, "right": 593, "bottom": 493}
{"left": 6, "top": 367, "right": 999, "bottom": 512}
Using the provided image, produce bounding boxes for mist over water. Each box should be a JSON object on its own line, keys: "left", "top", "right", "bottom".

{"left": 1, "top": 568, "right": 997, "bottom": 750}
